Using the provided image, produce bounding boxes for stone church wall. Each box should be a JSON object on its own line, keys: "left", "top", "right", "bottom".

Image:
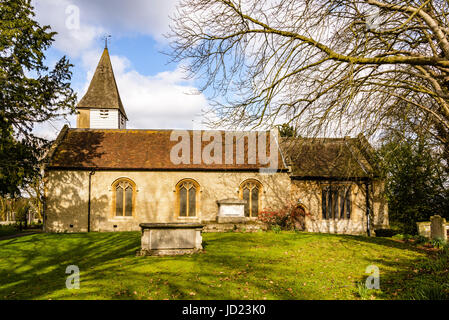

{"left": 291, "top": 180, "right": 389, "bottom": 235}
{"left": 44, "top": 170, "right": 388, "bottom": 235}
{"left": 44, "top": 170, "right": 291, "bottom": 233}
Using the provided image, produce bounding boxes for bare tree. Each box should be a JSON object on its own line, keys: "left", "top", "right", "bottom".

{"left": 23, "top": 175, "right": 44, "bottom": 222}
{"left": 168, "top": 0, "right": 449, "bottom": 164}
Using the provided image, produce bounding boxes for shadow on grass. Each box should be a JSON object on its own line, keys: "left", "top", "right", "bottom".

{"left": 326, "top": 234, "right": 445, "bottom": 299}
{"left": 0, "top": 231, "right": 439, "bottom": 300}
{"left": 0, "top": 232, "right": 140, "bottom": 299}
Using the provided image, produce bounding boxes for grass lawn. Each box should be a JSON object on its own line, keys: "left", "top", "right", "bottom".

{"left": 0, "top": 231, "right": 446, "bottom": 300}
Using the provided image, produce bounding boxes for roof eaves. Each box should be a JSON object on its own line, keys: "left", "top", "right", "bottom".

{"left": 43, "top": 124, "right": 70, "bottom": 170}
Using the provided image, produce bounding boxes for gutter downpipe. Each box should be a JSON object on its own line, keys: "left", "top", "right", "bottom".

{"left": 88, "top": 170, "right": 95, "bottom": 232}
{"left": 365, "top": 181, "right": 371, "bottom": 236}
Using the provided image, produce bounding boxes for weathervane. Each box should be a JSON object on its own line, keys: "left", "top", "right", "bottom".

{"left": 103, "top": 35, "right": 111, "bottom": 49}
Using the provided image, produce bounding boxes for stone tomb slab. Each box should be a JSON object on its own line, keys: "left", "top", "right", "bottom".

{"left": 139, "top": 223, "right": 204, "bottom": 256}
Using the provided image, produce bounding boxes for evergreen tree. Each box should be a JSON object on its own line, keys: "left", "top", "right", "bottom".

{"left": 279, "top": 124, "right": 297, "bottom": 138}
{"left": 379, "top": 136, "right": 449, "bottom": 234}
{"left": 0, "top": 0, "right": 76, "bottom": 196}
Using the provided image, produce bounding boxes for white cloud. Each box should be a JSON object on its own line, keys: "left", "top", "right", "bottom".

{"left": 33, "top": 0, "right": 105, "bottom": 57}
{"left": 33, "top": 54, "right": 208, "bottom": 140}
{"left": 86, "top": 55, "right": 208, "bottom": 130}
{"left": 33, "top": 117, "right": 74, "bottom": 140}
{"left": 31, "top": 0, "right": 211, "bottom": 139}
{"left": 33, "top": 0, "right": 178, "bottom": 56}
{"left": 76, "top": 0, "right": 178, "bottom": 41}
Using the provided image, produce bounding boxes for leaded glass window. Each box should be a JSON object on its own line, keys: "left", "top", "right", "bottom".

{"left": 321, "top": 185, "right": 352, "bottom": 220}
{"left": 240, "top": 180, "right": 262, "bottom": 217}
{"left": 177, "top": 180, "right": 198, "bottom": 217}
{"left": 114, "top": 180, "right": 135, "bottom": 217}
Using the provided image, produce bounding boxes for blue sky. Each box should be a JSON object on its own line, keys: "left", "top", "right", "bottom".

{"left": 32, "top": 0, "right": 209, "bottom": 139}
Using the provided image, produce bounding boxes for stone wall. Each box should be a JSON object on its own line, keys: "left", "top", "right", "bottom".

{"left": 291, "top": 180, "right": 388, "bottom": 235}
{"left": 44, "top": 170, "right": 291, "bottom": 232}
{"left": 44, "top": 170, "right": 388, "bottom": 235}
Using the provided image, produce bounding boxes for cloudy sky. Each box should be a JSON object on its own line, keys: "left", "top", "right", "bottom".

{"left": 32, "top": 0, "right": 209, "bottom": 139}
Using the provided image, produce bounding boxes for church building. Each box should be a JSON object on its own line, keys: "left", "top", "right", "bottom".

{"left": 43, "top": 48, "right": 389, "bottom": 235}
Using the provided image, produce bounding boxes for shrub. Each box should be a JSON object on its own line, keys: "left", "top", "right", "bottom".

{"left": 392, "top": 233, "right": 413, "bottom": 241}
{"left": 374, "top": 229, "right": 398, "bottom": 237}
{"left": 430, "top": 238, "right": 447, "bottom": 249}
{"left": 0, "top": 224, "right": 18, "bottom": 237}
{"left": 271, "top": 225, "right": 281, "bottom": 233}
{"left": 258, "top": 203, "right": 311, "bottom": 231}
{"left": 392, "top": 233, "right": 404, "bottom": 240}
{"left": 15, "top": 203, "right": 31, "bottom": 231}
{"left": 412, "top": 283, "right": 449, "bottom": 300}
{"left": 443, "top": 242, "right": 449, "bottom": 252}
{"left": 412, "top": 235, "right": 429, "bottom": 245}
{"left": 415, "top": 248, "right": 449, "bottom": 273}
{"left": 356, "top": 281, "right": 374, "bottom": 300}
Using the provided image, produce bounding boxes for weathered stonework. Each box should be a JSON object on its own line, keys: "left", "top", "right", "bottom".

{"left": 417, "top": 221, "right": 431, "bottom": 238}
{"left": 290, "top": 180, "right": 388, "bottom": 235}
{"left": 216, "top": 199, "right": 246, "bottom": 223}
{"left": 44, "top": 170, "right": 291, "bottom": 233}
{"left": 430, "top": 215, "right": 447, "bottom": 241}
{"left": 76, "top": 109, "right": 90, "bottom": 129}
{"left": 139, "top": 223, "right": 203, "bottom": 256}
{"left": 44, "top": 169, "right": 388, "bottom": 235}
{"left": 203, "top": 221, "right": 267, "bottom": 233}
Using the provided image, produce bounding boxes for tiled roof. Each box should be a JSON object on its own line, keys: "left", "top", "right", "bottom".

{"left": 280, "top": 136, "right": 376, "bottom": 179}
{"left": 77, "top": 48, "right": 128, "bottom": 119}
{"left": 47, "top": 128, "right": 285, "bottom": 171}
{"left": 47, "top": 127, "right": 377, "bottom": 178}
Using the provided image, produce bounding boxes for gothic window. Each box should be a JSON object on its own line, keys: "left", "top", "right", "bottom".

{"left": 240, "top": 179, "right": 262, "bottom": 217}
{"left": 176, "top": 179, "right": 199, "bottom": 217}
{"left": 322, "top": 185, "right": 351, "bottom": 220}
{"left": 113, "top": 178, "right": 136, "bottom": 217}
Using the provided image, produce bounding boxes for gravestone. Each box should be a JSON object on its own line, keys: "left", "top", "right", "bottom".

{"left": 430, "top": 215, "right": 447, "bottom": 241}
{"left": 416, "top": 222, "right": 431, "bottom": 237}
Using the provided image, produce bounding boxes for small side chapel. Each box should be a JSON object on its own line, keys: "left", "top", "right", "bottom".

{"left": 43, "top": 48, "right": 389, "bottom": 235}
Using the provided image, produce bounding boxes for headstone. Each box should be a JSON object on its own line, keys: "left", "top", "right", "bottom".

{"left": 416, "top": 222, "right": 431, "bottom": 237}
{"left": 430, "top": 215, "right": 447, "bottom": 241}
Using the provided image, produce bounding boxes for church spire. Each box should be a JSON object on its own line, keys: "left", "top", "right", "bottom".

{"left": 77, "top": 48, "right": 128, "bottom": 121}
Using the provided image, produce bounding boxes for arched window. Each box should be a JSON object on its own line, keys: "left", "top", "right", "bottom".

{"left": 112, "top": 178, "right": 136, "bottom": 217}
{"left": 176, "top": 179, "right": 200, "bottom": 217}
{"left": 239, "top": 179, "right": 262, "bottom": 217}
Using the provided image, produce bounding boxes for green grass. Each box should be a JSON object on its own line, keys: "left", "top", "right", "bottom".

{"left": 0, "top": 231, "right": 446, "bottom": 300}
